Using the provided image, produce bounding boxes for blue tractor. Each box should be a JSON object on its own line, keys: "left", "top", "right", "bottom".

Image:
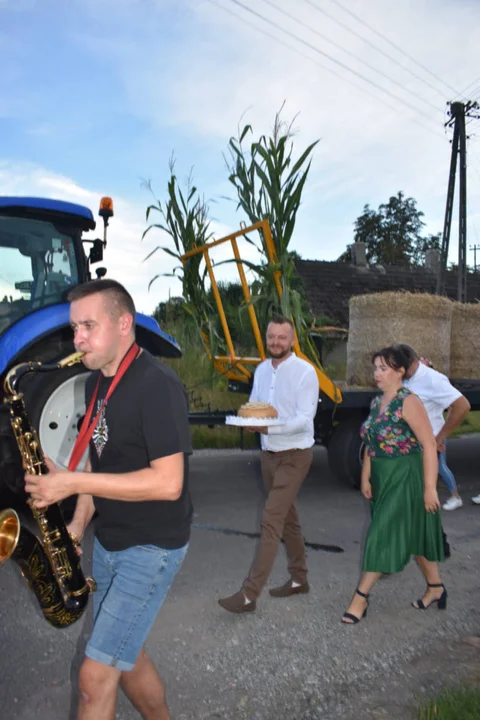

{"left": 0, "top": 195, "right": 181, "bottom": 509}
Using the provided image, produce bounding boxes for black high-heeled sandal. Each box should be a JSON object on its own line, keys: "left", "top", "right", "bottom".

{"left": 412, "top": 582, "right": 447, "bottom": 610}
{"left": 342, "top": 588, "right": 369, "bottom": 624}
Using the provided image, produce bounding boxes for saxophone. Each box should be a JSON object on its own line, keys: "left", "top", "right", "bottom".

{"left": 0, "top": 351, "right": 96, "bottom": 628}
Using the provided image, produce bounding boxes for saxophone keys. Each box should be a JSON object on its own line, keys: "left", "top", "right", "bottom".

{"left": 50, "top": 548, "right": 73, "bottom": 580}
{"left": 44, "top": 529, "right": 62, "bottom": 543}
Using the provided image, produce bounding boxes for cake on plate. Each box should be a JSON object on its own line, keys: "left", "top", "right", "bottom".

{"left": 237, "top": 402, "right": 278, "bottom": 419}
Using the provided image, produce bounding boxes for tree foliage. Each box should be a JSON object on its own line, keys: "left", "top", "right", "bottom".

{"left": 339, "top": 191, "right": 441, "bottom": 267}
{"left": 153, "top": 280, "right": 315, "bottom": 359}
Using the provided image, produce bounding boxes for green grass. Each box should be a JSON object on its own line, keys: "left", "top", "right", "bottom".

{"left": 163, "top": 329, "right": 257, "bottom": 449}
{"left": 451, "top": 411, "right": 480, "bottom": 438}
{"left": 417, "top": 684, "right": 480, "bottom": 719}
{"left": 190, "top": 425, "right": 258, "bottom": 449}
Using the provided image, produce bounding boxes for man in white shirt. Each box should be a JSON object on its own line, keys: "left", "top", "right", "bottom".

{"left": 396, "top": 344, "right": 471, "bottom": 511}
{"left": 218, "top": 316, "right": 320, "bottom": 613}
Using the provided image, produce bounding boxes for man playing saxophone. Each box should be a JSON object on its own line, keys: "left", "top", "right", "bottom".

{"left": 25, "top": 279, "right": 192, "bottom": 720}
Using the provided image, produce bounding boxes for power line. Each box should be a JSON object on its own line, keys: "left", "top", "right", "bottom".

{"left": 205, "top": 0, "right": 363, "bottom": 90}
{"left": 259, "top": 0, "right": 443, "bottom": 115}
{"left": 300, "top": 0, "right": 450, "bottom": 101}
{"left": 323, "top": 0, "right": 461, "bottom": 98}
{"left": 460, "top": 76, "right": 480, "bottom": 96}
{"left": 205, "top": 0, "right": 444, "bottom": 138}
{"left": 225, "top": 0, "right": 442, "bottom": 131}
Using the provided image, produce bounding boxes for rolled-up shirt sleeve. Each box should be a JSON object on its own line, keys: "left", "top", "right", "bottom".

{"left": 268, "top": 367, "right": 319, "bottom": 436}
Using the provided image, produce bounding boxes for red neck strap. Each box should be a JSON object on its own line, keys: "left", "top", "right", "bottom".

{"left": 68, "top": 343, "right": 139, "bottom": 472}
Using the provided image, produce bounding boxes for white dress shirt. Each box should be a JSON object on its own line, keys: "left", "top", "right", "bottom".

{"left": 403, "top": 363, "right": 462, "bottom": 436}
{"left": 249, "top": 353, "right": 319, "bottom": 451}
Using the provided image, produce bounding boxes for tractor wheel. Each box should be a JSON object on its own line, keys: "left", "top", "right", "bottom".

{"left": 25, "top": 363, "right": 89, "bottom": 471}
{"left": 21, "top": 362, "right": 90, "bottom": 520}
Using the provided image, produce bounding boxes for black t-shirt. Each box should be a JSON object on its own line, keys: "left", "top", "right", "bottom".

{"left": 85, "top": 349, "right": 193, "bottom": 551}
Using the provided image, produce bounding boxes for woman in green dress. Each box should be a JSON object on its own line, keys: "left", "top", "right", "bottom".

{"left": 342, "top": 345, "right": 446, "bottom": 624}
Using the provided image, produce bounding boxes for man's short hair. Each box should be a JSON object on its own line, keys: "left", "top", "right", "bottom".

{"left": 67, "top": 279, "right": 136, "bottom": 328}
{"left": 392, "top": 343, "right": 418, "bottom": 368}
{"left": 268, "top": 314, "right": 294, "bottom": 330}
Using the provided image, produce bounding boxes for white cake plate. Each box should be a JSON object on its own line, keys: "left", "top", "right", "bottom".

{"left": 225, "top": 416, "right": 286, "bottom": 427}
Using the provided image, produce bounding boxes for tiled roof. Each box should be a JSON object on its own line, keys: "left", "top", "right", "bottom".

{"left": 295, "top": 259, "right": 480, "bottom": 327}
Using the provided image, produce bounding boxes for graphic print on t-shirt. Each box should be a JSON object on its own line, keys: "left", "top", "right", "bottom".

{"left": 92, "top": 400, "right": 109, "bottom": 457}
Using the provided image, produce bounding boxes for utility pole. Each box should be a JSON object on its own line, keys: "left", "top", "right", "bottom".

{"left": 470, "top": 244, "right": 480, "bottom": 272}
{"left": 436, "top": 100, "right": 480, "bottom": 300}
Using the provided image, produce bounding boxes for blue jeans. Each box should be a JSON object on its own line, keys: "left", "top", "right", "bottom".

{"left": 438, "top": 449, "right": 457, "bottom": 494}
{"left": 85, "top": 538, "right": 188, "bottom": 671}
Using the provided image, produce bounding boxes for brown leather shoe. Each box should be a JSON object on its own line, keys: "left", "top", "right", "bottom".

{"left": 218, "top": 591, "right": 256, "bottom": 613}
{"left": 269, "top": 580, "right": 309, "bottom": 598}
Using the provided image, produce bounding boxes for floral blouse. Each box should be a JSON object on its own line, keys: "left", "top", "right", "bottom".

{"left": 360, "top": 387, "right": 421, "bottom": 458}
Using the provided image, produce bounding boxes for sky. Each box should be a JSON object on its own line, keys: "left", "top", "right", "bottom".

{"left": 0, "top": 0, "right": 479, "bottom": 315}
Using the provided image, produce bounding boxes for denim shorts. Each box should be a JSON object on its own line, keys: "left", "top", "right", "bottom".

{"left": 85, "top": 538, "right": 188, "bottom": 671}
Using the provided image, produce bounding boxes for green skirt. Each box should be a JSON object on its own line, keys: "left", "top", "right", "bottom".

{"left": 363, "top": 453, "right": 445, "bottom": 574}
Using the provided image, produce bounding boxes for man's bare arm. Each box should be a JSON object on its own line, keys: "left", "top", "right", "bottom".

{"left": 74, "top": 453, "right": 184, "bottom": 502}
{"left": 28, "top": 453, "right": 185, "bottom": 508}
{"left": 437, "top": 395, "right": 471, "bottom": 445}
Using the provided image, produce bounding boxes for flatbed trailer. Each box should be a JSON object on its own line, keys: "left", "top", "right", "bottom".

{"left": 181, "top": 219, "right": 480, "bottom": 489}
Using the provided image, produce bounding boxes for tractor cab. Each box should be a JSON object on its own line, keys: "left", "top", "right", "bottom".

{"left": 0, "top": 197, "right": 111, "bottom": 337}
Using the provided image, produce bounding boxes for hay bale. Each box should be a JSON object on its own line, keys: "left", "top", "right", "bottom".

{"left": 450, "top": 302, "right": 480, "bottom": 378}
{"left": 346, "top": 292, "right": 452, "bottom": 387}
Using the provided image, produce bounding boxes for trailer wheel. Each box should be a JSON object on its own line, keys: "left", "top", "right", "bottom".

{"left": 327, "top": 415, "right": 367, "bottom": 489}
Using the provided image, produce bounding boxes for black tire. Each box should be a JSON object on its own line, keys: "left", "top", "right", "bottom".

{"left": 327, "top": 415, "right": 367, "bottom": 489}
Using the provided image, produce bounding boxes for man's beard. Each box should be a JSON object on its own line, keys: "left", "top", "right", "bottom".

{"left": 268, "top": 348, "right": 290, "bottom": 359}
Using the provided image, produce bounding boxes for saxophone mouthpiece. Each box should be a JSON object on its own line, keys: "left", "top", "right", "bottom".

{"left": 57, "top": 352, "right": 86, "bottom": 368}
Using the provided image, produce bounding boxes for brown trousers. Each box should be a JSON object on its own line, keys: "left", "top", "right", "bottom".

{"left": 242, "top": 447, "right": 313, "bottom": 601}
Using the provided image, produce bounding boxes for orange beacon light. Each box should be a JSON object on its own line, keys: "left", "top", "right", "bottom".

{"left": 99, "top": 196, "right": 114, "bottom": 221}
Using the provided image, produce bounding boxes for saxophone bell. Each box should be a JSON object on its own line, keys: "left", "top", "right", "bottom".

{"left": 0, "top": 508, "right": 21, "bottom": 565}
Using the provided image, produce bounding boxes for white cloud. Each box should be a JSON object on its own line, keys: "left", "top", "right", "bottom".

{"left": 70, "top": 0, "right": 480, "bottom": 263}
{"left": 0, "top": 163, "right": 175, "bottom": 313}
{"left": 2, "top": 0, "right": 480, "bottom": 290}
{"left": 0, "top": 163, "right": 269, "bottom": 316}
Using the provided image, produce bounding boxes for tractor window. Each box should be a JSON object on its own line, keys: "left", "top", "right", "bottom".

{"left": 0, "top": 215, "right": 80, "bottom": 335}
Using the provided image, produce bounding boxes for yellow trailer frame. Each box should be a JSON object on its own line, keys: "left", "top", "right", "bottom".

{"left": 181, "top": 219, "right": 342, "bottom": 404}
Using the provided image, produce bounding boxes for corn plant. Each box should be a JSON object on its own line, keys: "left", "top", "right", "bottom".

{"left": 141, "top": 158, "right": 223, "bottom": 360}
{"left": 225, "top": 106, "right": 322, "bottom": 364}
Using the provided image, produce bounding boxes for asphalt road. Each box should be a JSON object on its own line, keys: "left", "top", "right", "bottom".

{"left": 1, "top": 436, "right": 479, "bottom": 720}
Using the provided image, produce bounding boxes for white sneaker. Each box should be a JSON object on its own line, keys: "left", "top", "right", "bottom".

{"left": 442, "top": 496, "right": 463, "bottom": 511}
{"left": 472, "top": 494, "right": 480, "bottom": 505}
